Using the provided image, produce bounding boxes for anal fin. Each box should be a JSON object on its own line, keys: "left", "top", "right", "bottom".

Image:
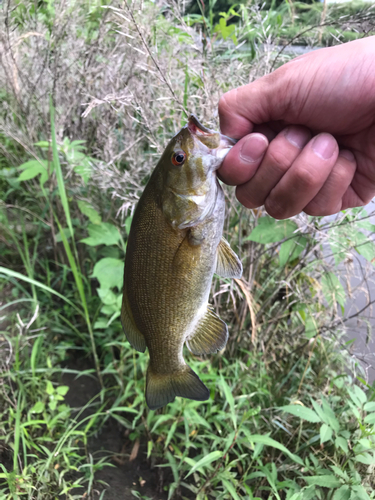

{"left": 121, "top": 286, "right": 146, "bottom": 353}
{"left": 146, "top": 364, "right": 209, "bottom": 410}
{"left": 216, "top": 237, "right": 243, "bottom": 279}
{"left": 186, "top": 308, "right": 228, "bottom": 355}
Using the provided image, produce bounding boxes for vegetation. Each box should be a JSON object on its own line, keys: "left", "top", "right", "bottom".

{"left": 0, "top": 0, "right": 375, "bottom": 498}
{"left": 186, "top": 0, "right": 375, "bottom": 47}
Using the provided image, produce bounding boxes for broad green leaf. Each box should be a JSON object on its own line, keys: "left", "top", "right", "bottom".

{"left": 321, "top": 397, "right": 340, "bottom": 432}
{"left": 353, "top": 452, "right": 375, "bottom": 465}
{"left": 97, "top": 288, "right": 118, "bottom": 305}
{"left": 101, "top": 304, "right": 118, "bottom": 315}
{"left": 328, "top": 235, "right": 346, "bottom": 265}
{"left": 357, "top": 220, "right": 375, "bottom": 231}
{"left": 321, "top": 273, "right": 346, "bottom": 309}
{"left": 246, "top": 434, "right": 304, "bottom": 465}
{"left": 364, "top": 402, "right": 375, "bottom": 412}
{"left": 348, "top": 388, "right": 361, "bottom": 408}
{"left": 49, "top": 400, "right": 57, "bottom": 411}
{"left": 320, "top": 423, "right": 333, "bottom": 444}
{"left": 279, "top": 236, "right": 307, "bottom": 267}
{"left": 18, "top": 160, "right": 49, "bottom": 185}
{"left": 18, "top": 159, "right": 46, "bottom": 172}
{"left": 56, "top": 386, "right": 69, "bottom": 396}
{"left": 332, "top": 485, "right": 350, "bottom": 500}
{"left": 185, "top": 450, "right": 223, "bottom": 477}
{"left": 94, "top": 319, "right": 108, "bottom": 329}
{"left": 125, "top": 216, "right": 132, "bottom": 235}
{"left": 77, "top": 201, "right": 102, "bottom": 225}
{"left": 73, "top": 160, "right": 92, "bottom": 184}
{"left": 81, "top": 222, "right": 120, "bottom": 246}
{"left": 364, "top": 413, "right": 375, "bottom": 424}
{"left": 335, "top": 436, "right": 348, "bottom": 454}
{"left": 304, "top": 475, "right": 342, "bottom": 488}
{"left": 30, "top": 401, "right": 45, "bottom": 413}
{"left": 311, "top": 400, "right": 329, "bottom": 424}
{"left": 92, "top": 258, "right": 124, "bottom": 290}
{"left": 18, "top": 165, "right": 42, "bottom": 181}
{"left": 350, "top": 485, "right": 371, "bottom": 500}
{"left": 348, "top": 400, "right": 361, "bottom": 420}
{"left": 46, "top": 380, "right": 54, "bottom": 395}
{"left": 353, "top": 385, "right": 367, "bottom": 405}
{"left": 330, "top": 465, "right": 349, "bottom": 481}
{"left": 246, "top": 216, "right": 298, "bottom": 244}
{"left": 354, "top": 231, "right": 375, "bottom": 264}
{"left": 280, "top": 405, "right": 321, "bottom": 423}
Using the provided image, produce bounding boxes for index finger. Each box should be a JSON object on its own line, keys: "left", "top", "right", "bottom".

{"left": 219, "top": 75, "right": 284, "bottom": 138}
{"left": 219, "top": 88, "right": 255, "bottom": 139}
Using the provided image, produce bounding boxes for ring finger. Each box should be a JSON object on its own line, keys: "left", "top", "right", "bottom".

{"left": 304, "top": 150, "right": 357, "bottom": 216}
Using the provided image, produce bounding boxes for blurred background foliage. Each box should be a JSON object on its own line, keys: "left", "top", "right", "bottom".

{"left": 0, "top": 0, "right": 375, "bottom": 498}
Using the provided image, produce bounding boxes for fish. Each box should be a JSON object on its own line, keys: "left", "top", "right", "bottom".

{"left": 121, "top": 115, "right": 242, "bottom": 410}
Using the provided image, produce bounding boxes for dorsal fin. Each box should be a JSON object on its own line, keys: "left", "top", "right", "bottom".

{"left": 186, "top": 308, "right": 228, "bottom": 355}
{"left": 216, "top": 237, "right": 242, "bottom": 279}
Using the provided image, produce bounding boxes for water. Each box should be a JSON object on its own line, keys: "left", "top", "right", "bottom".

{"left": 326, "top": 202, "right": 375, "bottom": 384}
{"left": 342, "top": 203, "right": 375, "bottom": 384}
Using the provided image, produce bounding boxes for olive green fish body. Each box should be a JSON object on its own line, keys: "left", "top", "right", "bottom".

{"left": 122, "top": 116, "right": 242, "bottom": 410}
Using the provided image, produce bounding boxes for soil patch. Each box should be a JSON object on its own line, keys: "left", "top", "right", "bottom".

{"left": 63, "top": 358, "right": 168, "bottom": 500}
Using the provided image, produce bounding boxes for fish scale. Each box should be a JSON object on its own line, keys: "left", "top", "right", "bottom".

{"left": 121, "top": 115, "right": 242, "bottom": 410}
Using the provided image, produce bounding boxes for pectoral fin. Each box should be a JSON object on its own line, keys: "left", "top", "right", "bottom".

{"left": 186, "top": 308, "right": 228, "bottom": 355}
{"left": 216, "top": 237, "right": 242, "bottom": 279}
{"left": 121, "top": 286, "right": 146, "bottom": 353}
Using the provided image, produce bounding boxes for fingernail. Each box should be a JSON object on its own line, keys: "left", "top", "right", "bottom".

{"left": 239, "top": 134, "right": 268, "bottom": 163}
{"left": 340, "top": 149, "right": 355, "bottom": 162}
{"left": 284, "top": 126, "right": 309, "bottom": 149}
{"left": 312, "top": 133, "right": 336, "bottom": 160}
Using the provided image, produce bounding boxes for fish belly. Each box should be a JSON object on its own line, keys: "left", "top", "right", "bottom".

{"left": 125, "top": 180, "right": 225, "bottom": 374}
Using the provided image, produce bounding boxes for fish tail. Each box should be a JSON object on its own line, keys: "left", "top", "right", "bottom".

{"left": 146, "top": 364, "right": 210, "bottom": 410}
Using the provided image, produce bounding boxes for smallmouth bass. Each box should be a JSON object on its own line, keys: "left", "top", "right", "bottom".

{"left": 121, "top": 115, "right": 242, "bottom": 410}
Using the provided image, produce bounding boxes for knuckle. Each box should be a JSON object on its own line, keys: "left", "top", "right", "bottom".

{"left": 294, "top": 165, "right": 320, "bottom": 190}
{"left": 264, "top": 197, "right": 288, "bottom": 219}
{"left": 304, "top": 203, "right": 324, "bottom": 216}
{"left": 304, "top": 199, "right": 342, "bottom": 217}
{"left": 218, "top": 90, "right": 236, "bottom": 116}
{"left": 236, "top": 191, "right": 260, "bottom": 210}
{"left": 267, "top": 147, "right": 293, "bottom": 174}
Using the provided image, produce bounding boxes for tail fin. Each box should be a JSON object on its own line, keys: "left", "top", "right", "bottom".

{"left": 146, "top": 365, "right": 210, "bottom": 410}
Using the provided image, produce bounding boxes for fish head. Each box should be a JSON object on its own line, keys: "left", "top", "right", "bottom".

{"left": 158, "top": 115, "right": 235, "bottom": 229}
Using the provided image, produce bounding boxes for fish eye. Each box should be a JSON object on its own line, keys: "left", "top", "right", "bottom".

{"left": 172, "top": 151, "right": 186, "bottom": 166}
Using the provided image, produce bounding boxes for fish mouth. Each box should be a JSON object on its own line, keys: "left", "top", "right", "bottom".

{"left": 187, "top": 114, "right": 236, "bottom": 168}
{"left": 187, "top": 114, "right": 215, "bottom": 136}
{"left": 215, "top": 134, "right": 236, "bottom": 163}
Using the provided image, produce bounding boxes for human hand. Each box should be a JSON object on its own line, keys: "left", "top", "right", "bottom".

{"left": 218, "top": 36, "right": 375, "bottom": 219}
